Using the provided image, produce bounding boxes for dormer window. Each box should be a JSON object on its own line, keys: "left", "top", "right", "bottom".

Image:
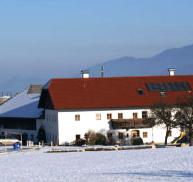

{"left": 160, "top": 91, "right": 166, "bottom": 97}
{"left": 137, "top": 89, "right": 144, "bottom": 95}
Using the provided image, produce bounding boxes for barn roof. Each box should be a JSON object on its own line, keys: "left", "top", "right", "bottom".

{"left": 38, "top": 75, "right": 193, "bottom": 110}
{"left": 0, "top": 85, "right": 43, "bottom": 118}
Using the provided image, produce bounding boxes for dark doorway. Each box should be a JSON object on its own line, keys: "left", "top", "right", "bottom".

{"left": 37, "top": 127, "right": 46, "bottom": 144}
{"left": 22, "top": 133, "right": 28, "bottom": 146}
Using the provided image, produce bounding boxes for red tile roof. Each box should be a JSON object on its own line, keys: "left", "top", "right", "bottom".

{"left": 39, "top": 75, "right": 193, "bottom": 110}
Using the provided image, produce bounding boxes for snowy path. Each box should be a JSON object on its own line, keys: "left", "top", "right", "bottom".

{"left": 0, "top": 147, "right": 193, "bottom": 182}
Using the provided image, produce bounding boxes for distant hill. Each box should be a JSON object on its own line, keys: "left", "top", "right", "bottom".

{"left": 1, "top": 44, "right": 193, "bottom": 93}
{"left": 88, "top": 44, "right": 193, "bottom": 77}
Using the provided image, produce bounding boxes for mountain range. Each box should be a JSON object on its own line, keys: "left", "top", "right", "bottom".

{"left": 88, "top": 44, "right": 193, "bottom": 77}
{"left": 1, "top": 44, "right": 193, "bottom": 93}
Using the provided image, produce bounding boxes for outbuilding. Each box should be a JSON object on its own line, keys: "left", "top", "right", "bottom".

{"left": 0, "top": 85, "right": 44, "bottom": 144}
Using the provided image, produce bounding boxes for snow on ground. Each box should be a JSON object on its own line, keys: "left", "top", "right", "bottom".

{"left": 0, "top": 147, "right": 193, "bottom": 182}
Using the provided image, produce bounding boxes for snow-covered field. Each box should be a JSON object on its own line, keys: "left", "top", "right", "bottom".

{"left": 0, "top": 147, "right": 193, "bottom": 182}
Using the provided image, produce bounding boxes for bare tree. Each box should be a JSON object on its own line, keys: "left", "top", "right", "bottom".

{"left": 148, "top": 102, "right": 177, "bottom": 145}
{"left": 175, "top": 96, "right": 193, "bottom": 146}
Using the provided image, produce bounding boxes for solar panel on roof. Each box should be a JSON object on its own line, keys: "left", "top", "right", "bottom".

{"left": 146, "top": 82, "right": 191, "bottom": 92}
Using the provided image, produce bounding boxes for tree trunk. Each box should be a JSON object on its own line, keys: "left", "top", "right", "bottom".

{"left": 189, "top": 128, "right": 193, "bottom": 146}
{"left": 164, "top": 128, "right": 169, "bottom": 145}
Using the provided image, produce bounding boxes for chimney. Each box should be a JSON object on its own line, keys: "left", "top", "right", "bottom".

{"left": 81, "top": 70, "right": 89, "bottom": 78}
{"left": 101, "top": 66, "right": 104, "bottom": 78}
{"left": 168, "top": 68, "right": 176, "bottom": 76}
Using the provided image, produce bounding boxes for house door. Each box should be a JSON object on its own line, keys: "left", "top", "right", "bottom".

{"left": 131, "top": 130, "right": 140, "bottom": 137}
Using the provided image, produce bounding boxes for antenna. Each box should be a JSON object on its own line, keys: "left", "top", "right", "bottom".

{"left": 101, "top": 66, "right": 104, "bottom": 78}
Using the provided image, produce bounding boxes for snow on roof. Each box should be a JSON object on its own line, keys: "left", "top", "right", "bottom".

{"left": 0, "top": 96, "right": 11, "bottom": 99}
{"left": 0, "top": 88, "right": 42, "bottom": 118}
{"left": 0, "top": 96, "right": 11, "bottom": 105}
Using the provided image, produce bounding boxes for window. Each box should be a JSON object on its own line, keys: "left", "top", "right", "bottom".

{"left": 96, "top": 113, "right": 101, "bottom": 120}
{"left": 75, "top": 114, "right": 80, "bottom": 121}
{"left": 160, "top": 91, "right": 166, "bottom": 97}
{"left": 143, "top": 132, "right": 148, "bottom": 138}
{"left": 142, "top": 111, "right": 148, "bottom": 119}
{"left": 168, "top": 130, "right": 172, "bottom": 137}
{"left": 137, "top": 89, "right": 144, "bottom": 95}
{"left": 76, "top": 134, "right": 80, "bottom": 141}
{"left": 118, "top": 132, "right": 124, "bottom": 140}
{"left": 133, "top": 113, "right": 138, "bottom": 119}
{"left": 107, "top": 113, "right": 112, "bottom": 120}
{"left": 118, "top": 113, "right": 123, "bottom": 119}
{"left": 107, "top": 133, "right": 113, "bottom": 139}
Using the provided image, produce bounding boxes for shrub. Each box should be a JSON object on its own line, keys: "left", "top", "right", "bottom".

{"left": 75, "top": 138, "right": 86, "bottom": 146}
{"left": 85, "top": 130, "right": 107, "bottom": 145}
{"left": 85, "top": 130, "right": 96, "bottom": 145}
{"left": 132, "top": 137, "right": 144, "bottom": 145}
{"left": 95, "top": 133, "right": 107, "bottom": 145}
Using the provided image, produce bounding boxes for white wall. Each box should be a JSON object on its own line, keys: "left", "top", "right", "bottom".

{"left": 56, "top": 108, "right": 181, "bottom": 145}
{"left": 107, "top": 129, "right": 131, "bottom": 145}
{"left": 108, "top": 126, "right": 180, "bottom": 144}
{"left": 128, "top": 126, "right": 180, "bottom": 144}
{"left": 151, "top": 125, "right": 180, "bottom": 144}
{"left": 57, "top": 109, "right": 149, "bottom": 145}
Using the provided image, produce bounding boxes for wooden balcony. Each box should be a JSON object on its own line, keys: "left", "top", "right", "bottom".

{"left": 109, "top": 118, "right": 153, "bottom": 130}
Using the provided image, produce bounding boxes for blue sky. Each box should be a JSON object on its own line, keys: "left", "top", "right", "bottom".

{"left": 0, "top": 0, "right": 193, "bottom": 90}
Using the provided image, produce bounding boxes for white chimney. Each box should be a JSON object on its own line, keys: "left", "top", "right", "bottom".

{"left": 81, "top": 70, "right": 89, "bottom": 78}
{"left": 168, "top": 68, "right": 176, "bottom": 76}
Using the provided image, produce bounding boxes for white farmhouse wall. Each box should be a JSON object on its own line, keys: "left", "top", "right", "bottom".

{"left": 151, "top": 125, "right": 180, "bottom": 143}
{"left": 57, "top": 109, "right": 149, "bottom": 145}
{"left": 43, "top": 108, "right": 181, "bottom": 145}
{"left": 131, "top": 128, "right": 153, "bottom": 144}
{"left": 107, "top": 129, "right": 131, "bottom": 145}
{"left": 128, "top": 126, "right": 180, "bottom": 144}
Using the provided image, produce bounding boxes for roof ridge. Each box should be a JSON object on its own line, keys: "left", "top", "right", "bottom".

{"left": 50, "top": 75, "right": 193, "bottom": 81}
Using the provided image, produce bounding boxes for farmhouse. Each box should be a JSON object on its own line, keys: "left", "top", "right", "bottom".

{"left": 38, "top": 70, "right": 193, "bottom": 145}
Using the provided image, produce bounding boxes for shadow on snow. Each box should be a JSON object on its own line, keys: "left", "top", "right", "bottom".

{"left": 101, "top": 170, "right": 193, "bottom": 178}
